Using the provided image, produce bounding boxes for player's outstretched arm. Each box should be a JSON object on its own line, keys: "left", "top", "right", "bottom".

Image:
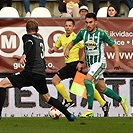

{"left": 48, "top": 46, "right": 58, "bottom": 54}
{"left": 112, "top": 44, "right": 121, "bottom": 70}
{"left": 64, "top": 41, "right": 75, "bottom": 58}
{"left": 77, "top": 48, "right": 85, "bottom": 71}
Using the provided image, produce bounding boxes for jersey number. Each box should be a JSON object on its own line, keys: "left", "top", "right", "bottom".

{"left": 40, "top": 42, "right": 45, "bottom": 59}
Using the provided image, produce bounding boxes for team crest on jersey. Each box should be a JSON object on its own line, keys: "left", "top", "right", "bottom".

{"left": 85, "top": 40, "right": 97, "bottom": 49}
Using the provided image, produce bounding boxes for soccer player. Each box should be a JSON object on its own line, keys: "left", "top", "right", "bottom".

{"left": 64, "top": 13, "right": 128, "bottom": 117}
{"left": 48, "top": 18, "right": 110, "bottom": 117}
{"left": 0, "top": 19, "right": 76, "bottom": 121}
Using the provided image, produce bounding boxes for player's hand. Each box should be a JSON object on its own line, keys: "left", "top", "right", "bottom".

{"left": 64, "top": 48, "right": 70, "bottom": 58}
{"left": 76, "top": 62, "right": 84, "bottom": 72}
{"left": 20, "top": 54, "right": 26, "bottom": 65}
{"left": 114, "top": 61, "right": 121, "bottom": 70}
{"left": 13, "top": 55, "right": 21, "bottom": 60}
{"left": 48, "top": 48, "right": 54, "bottom": 54}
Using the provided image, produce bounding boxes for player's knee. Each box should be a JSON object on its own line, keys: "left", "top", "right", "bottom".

{"left": 41, "top": 93, "right": 51, "bottom": 102}
{"left": 84, "top": 79, "right": 92, "bottom": 85}
{"left": 95, "top": 84, "right": 106, "bottom": 92}
{"left": 52, "top": 75, "right": 60, "bottom": 86}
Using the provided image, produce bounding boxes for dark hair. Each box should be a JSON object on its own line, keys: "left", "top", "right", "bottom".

{"left": 26, "top": 19, "right": 38, "bottom": 32}
{"left": 107, "top": 5, "right": 119, "bottom": 17}
{"left": 65, "top": 18, "right": 75, "bottom": 26}
{"left": 85, "top": 13, "right": 97, "bottom": 20}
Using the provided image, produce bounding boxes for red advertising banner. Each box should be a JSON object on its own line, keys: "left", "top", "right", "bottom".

{"left": 0, "top": 18, "right": 133, "bottom": 74}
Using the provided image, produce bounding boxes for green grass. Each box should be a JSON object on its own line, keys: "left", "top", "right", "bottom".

{"left": 0, "top": 117, "right": 133, "bottom": 133}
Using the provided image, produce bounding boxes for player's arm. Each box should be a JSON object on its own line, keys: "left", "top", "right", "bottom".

{"left": 48, "top": 35, "right": 62, "bottom": 54}
{"left": 48, "top": 46, "right": 58, "bottom": 54}
{"left": 103, "top": 31, "right": 121, "bottom": 70}
{"left": 19, "top": 54, "right": 26, "bottom": 65}
{"left": 20, "top": 34, "right": 33, "bottom": 65}
{"left": 65, "top": 30, "right": 83, "bottom": 58}
{"left": 77, "top": 48, "right": 85, "bottom": 71}
{"left": 64, "top": 41, "right": 75, "bottom": 58}
{"left": 13, "top": 54, "right": 26, "bottom": 65}
{"left": 111, "top": 44, "right": 121, "bottom": 70}
{"left": 13, "top": 55, "right": 22, "bottom": 60}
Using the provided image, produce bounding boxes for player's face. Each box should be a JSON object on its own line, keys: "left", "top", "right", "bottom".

{"left": 64, "top": 21, "right": 75, "bottom": 35}
{"left": 85, "top": 17, "right": 97, "bottom": 33}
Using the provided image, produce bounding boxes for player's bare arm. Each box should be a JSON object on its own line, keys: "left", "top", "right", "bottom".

{"left": 13, "top": 55, "right": 22, "bottom": 60}
{"left": 76, "top": 48, "right": 85, "bottom": 71}
{"left": 19, "top": 54, "right": 26, "bottom": 65}
{"left": 64, "top": 41, "right": 75, "bottom": 58}
{"left": 112, "top": 44, "right": 121, "bottom": 70}
{"left": 48, "top": 46, "right": 58, "bottom": 54}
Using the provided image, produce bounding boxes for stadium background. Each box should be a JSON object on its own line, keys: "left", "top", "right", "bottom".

{"left": 0, "top": 18, "right": 133, "bottom": 117}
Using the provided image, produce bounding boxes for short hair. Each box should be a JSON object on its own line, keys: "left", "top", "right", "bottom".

{"left": 65, "top": 18, "right": 75, "bottom": 26}
{"left": 26, "top": 19, "right": 38, "bottom": 33}
{"left": 85, "top": 13, "right": 97, "bottom": 21}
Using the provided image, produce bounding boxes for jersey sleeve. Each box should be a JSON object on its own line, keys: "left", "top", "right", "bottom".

{"left": 22, "top": 34, "right": 34, "bottom": 55}
{"left": 102, "top": 31, "right": 115, "bottom": 46}
{"left": 78, "top": 40, "right": 84, "bottom": 49}
{"left": 72, "top": 30, "right": 84, "bottom": 44}
{"left": 54, "top": 35, "right": 62, "bottom": 48}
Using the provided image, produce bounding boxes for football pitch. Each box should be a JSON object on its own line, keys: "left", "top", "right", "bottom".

{"left": 0, "top": 117, "right": 133, "bottom": 133}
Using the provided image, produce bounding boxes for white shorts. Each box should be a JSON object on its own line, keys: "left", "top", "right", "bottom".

{"left": 87, "top": 62, "right": 107, "bottom": 84}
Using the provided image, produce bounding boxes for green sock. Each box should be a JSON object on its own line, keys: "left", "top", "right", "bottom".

{"left": 102, "top": 87, "right": 121, "bottom": 102}
{"left": 84, "top": 79, "right": 94, "bottom": 109}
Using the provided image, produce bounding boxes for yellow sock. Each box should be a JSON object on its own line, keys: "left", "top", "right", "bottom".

{"left": 94, "top": 88, "right": 105, "bottom": 107}
{"left": 55, "top": 83, "right": 72, "bottom": 102}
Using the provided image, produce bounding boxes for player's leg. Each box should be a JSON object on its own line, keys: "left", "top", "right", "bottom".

{"left": 80, "top": 62, "right": 110, "bottom": 118}
{"left": 74, "top": 70, "right": 110, "bottom": 116}
{"left": 52, "top": 74, "right": 72, "bottom": 103}
{"left": 35, "top": 78, "right": 76, "bottom": 121}
{"left": 0, "top": 77, "right": 13, "bottom": 119}
{"left": 94, "top": 88, "right": 105, "bottom": 107}
{"left": 94, "top": 88, "right": 110, "bottom": 117}
{"left": 41, "top": 93, "right": 76, "bottom": 121}
{"left": 52, "top": 64, "right": 77, "bottom": 108}
{"left": 0, "top": 88, "right": 6, "bottom": 119}
{"left": 80, "top": 74, "right": 94, "bottom": 118}
{"left": 96, "top": 79, "right": 128, "bottom": 114}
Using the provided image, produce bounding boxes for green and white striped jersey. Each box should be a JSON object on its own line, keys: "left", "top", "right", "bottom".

{"left": 73, "top": 28, "right": 115, "bottom": 67}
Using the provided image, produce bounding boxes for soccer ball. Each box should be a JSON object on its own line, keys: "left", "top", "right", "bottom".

{"left": 48, "top": 106, "right": 62, "bottom": 119}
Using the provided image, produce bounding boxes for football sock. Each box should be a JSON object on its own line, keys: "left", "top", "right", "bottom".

{"left": 55, "top": 83, "right": 72, "bottom": 102}
{"left": 48, "top": 97, "right": 71, "bottom": 119}
{"left": 94, "top": 88, "right": 105, "bottom": 107}
{"left": 0, "top": 88, "right": 6, "bottom": 118}
{"left": 84, "top": 79, "right": 94, "bottom": 109}
{"left": 102, "top": 87, "right": 122, "bottom": 102}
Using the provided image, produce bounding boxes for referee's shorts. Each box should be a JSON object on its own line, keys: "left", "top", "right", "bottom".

{"left": 57, "top": 61, "right": 79, "bottom": 80}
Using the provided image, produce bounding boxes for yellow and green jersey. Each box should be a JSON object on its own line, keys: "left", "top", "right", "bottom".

{"left": 55, "top": 32, "right": 84, "bottom": 63}
{"left": 72, "top": 28, "right": 115, "bottom": 67}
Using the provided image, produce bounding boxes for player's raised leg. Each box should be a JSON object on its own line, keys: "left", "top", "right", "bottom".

{"left": 97, "top": 79, "right": 128, "bottom": 115}
{"left": 94, "top": 88, "right": 110, "bottom": 117}
{"left": 0, "top": 88, "right": 6, "bottom": 120}
{"left": 41, "top": 93, "right": 76, "bottom": 121}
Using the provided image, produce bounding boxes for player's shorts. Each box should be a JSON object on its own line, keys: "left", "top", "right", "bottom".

{"left": 8, "top": 71, "right": 48, "bottom": 94}
{"left": 87, "top": 62, "right": 107, "bottom": 84}
{"left": 57, "top": 61, "right": 79, "bottom": 80}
